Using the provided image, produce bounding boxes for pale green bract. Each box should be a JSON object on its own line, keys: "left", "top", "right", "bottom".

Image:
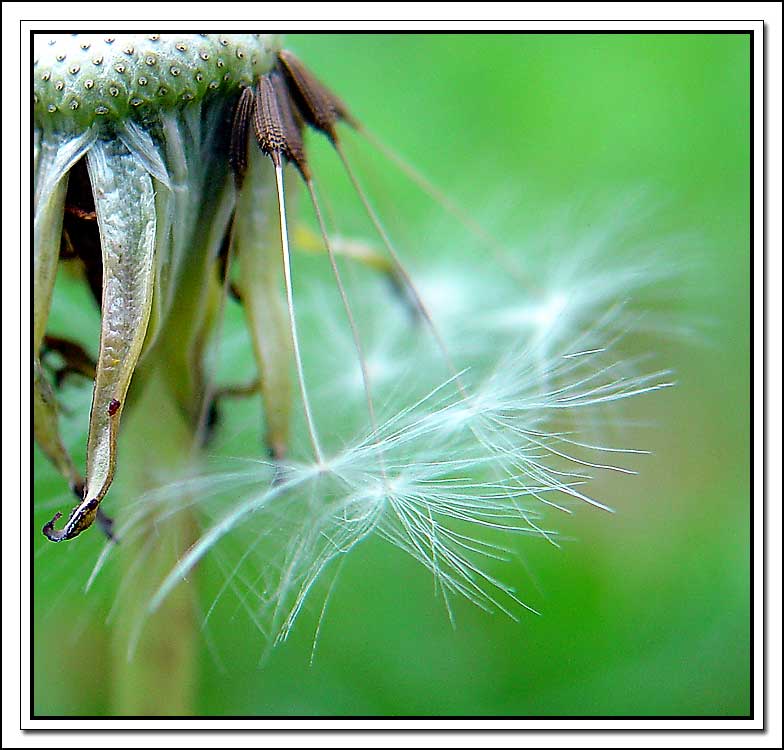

{"left": 34, "top": 34, "right": 281, "bottom": 539}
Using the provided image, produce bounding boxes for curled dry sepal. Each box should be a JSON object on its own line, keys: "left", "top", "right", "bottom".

{"left": 34, "top": 35, "right": 359, "bottom": 540}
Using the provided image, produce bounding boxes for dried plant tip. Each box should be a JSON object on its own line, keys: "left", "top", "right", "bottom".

{"left": 229, "top": 86, "right": 254, "bottom": 188}
{"left": 42, "top": 497, "right": 99, "bottom": 542}
{"left": 41, "top": 512, "right": 63, "bottom": 539}
{"left": 45, "top": 493, "right": 117, "bottom": 545}
{"left": 277, "top": 49, "right": 357, "bottom": 141}
{"left": 252, "top": 71, "right": 310, "bottom": 179}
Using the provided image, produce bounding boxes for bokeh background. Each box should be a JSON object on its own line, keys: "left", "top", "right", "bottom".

{"left": 34, "top": 33, "right": 751, "bottom": 716}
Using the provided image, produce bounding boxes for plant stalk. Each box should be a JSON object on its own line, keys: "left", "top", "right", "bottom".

{"left": 109, "top": 367, "right": 200, "bottom": 716}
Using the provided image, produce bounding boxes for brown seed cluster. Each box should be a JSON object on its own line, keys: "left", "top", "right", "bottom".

{"left": 230, "top": 49, "right": 356, "bottom": 188}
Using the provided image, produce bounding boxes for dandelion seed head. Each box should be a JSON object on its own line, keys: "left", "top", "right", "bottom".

{"left": 33, "top": 34, "right": 682, "bottom": 647}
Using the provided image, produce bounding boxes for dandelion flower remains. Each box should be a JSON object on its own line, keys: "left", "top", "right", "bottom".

{"left": 34, "top": 34, "right": 673, "bottom": 641}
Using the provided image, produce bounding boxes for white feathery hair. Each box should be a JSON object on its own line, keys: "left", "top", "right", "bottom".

{"left": 75, "top": 211, "right": 675, "bottom": 645}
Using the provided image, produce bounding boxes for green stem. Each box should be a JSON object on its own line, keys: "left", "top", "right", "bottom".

{"left": 109, "top": 367, "right": 199, "bottom": 716}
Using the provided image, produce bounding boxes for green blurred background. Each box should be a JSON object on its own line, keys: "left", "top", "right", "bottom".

{"left": 34, "top": 33, "right": 750, "bottom": 717}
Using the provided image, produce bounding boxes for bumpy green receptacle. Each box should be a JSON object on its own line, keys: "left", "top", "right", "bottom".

{"left": 34, "top": 33, "right": 280, "bottom": 130}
